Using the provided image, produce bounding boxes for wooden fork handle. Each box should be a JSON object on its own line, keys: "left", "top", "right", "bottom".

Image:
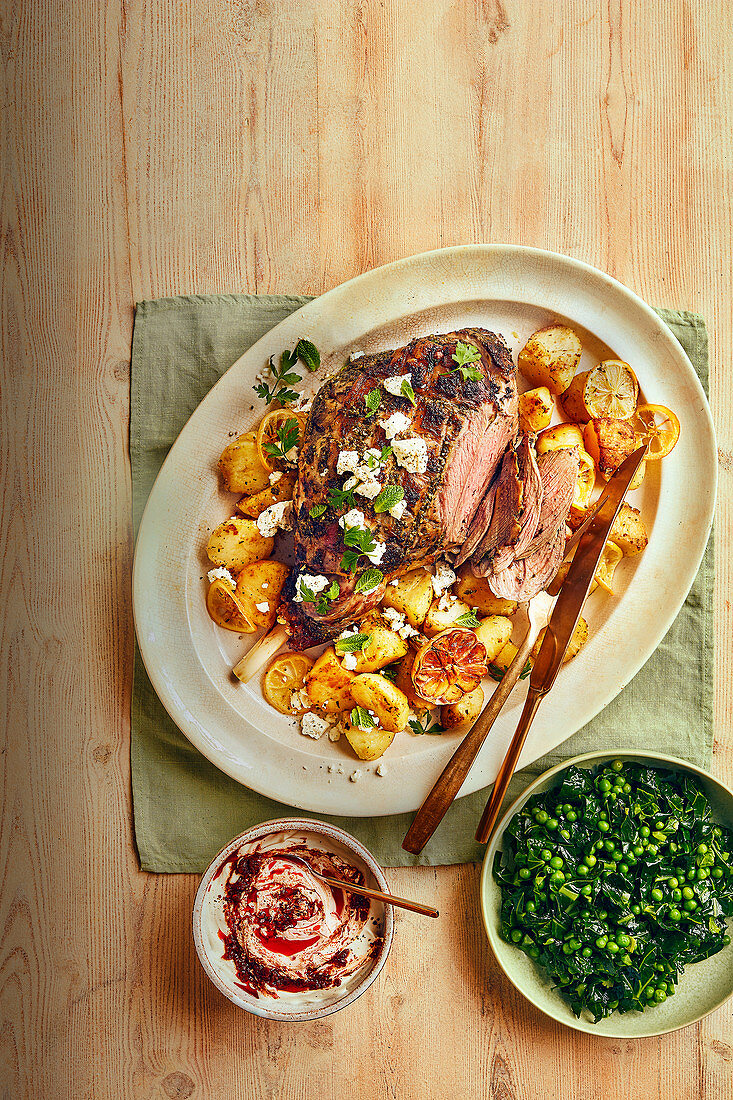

{"left": 401, "top": 618, "right": 535, "bottom": 856}
{"left": 474, "top": 686, "right": 544, "bottom": 844}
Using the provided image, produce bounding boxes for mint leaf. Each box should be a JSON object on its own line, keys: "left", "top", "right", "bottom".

{"left": 294, "top": 338, "right": 320, "bottom": 373}
{"left": 351, "top": 706, "right": 376, "bottom": 730}
{"left": 455, "top": 611, "right": 481, "bottom": 628}
{"left": 364, "top": 388, "right": 382, "bottom": 417}
{"left": 355, "top": 568, "right": 384, "bottom": 594}
{"left": 309, "top": 503, "right": 327, "bottom": 519}
{"left": 335, "top": 632, "right": 371, "bottom": 654}
{"left": 374, "top": 484, "right": 404, "bottom": 514}
{"left": 400, "top": 378, "right": 417, "bottom": 406}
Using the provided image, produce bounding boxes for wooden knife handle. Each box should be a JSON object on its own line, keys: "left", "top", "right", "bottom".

{"left": 474, "top": 686, "right": 544, "bottom": 844}
{"left": 401, "top": 619, "right": 535, "bottom": 855}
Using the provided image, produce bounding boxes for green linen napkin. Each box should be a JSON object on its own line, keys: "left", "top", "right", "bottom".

{"left": 131, "top": 296, "right": 713, "bottom": 871}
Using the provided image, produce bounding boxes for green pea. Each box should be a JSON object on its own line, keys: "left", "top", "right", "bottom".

{"left": 582, "top": 946, "right": 593, "bottom": 958}
{"left": 596, "top": 936, "right": 608, "bottom": 949}
{"left": 607, "top": 941, "right": 620, "bottom": 954}
{"left": 618, "top": 862, "right": 630, "bottom": 875}
{"left": 598, "top": 910, "right": 608, "bottom": 920}
{"left": 598, "top": 821, "right": 610, "bottom": 833}
{"left": 550, "top": 871, "right": 565, "bottom": 885}
{"left": 562, "top": 942, "right": 572, "bottom": 954}
{"left": 640, "top": 826, "right": 651, "bottom": 838}
{"left": 631, "top": 904, "right": 641, "bottom": 916}
{"left": 668, "top": 877, "right": 679, "bottom": 889}
{"left": 566, "top": 810, "right": 578, "bottom": 822}
{"left": 560, "top": 829, "right": 571, "bottom": 841}
{"left": 598, "top": 778, "right": 612, "bottom": 793}
{"left": 613, "top": 775, "right": 624, "bottom": 788}
{"left": 696, "top": 867, "right": 708, "bottom": 879}
{"left": 655, "top": 821, "right": 665, "bottom": 830}
{"left": 712, "top": 867, "right": 723, "bottom": 879}
{"left": 578, "top": 864, "right": 590, "bottom": 876}
{"left": 511, "top": 929, "right": 522, "bottom": 942}
{"left": 723, "top": 935, "right": 731, "bottom": 947}
{"left": 519, "top": 868, "right": 531, "bottom": 879}
{"left": 528, "top": 945, "right": 540, "bottom": 958}
{"left": 644, "top": 987, "right": 656, "bottom": 1000}
{"left": 611, "top": 760, "right": 624, "bottom": 772}
{"left": 540, "top": 848, "right": 552, "bottom": 861}
{"left": 603, "top": 839, "right": 615, "bottom": 852}
{"left": 683, "top": 899, "right": 698, "bottom": 911}
{"left": 633, "top": 845, "right": 644, "bottom": 857}
{"left": 586, "top": 854, "right": 597, "bottom": 867}
{"left": 526, "top": 900, "right": 536, "bottom": 912}
{"left": 671, "top": 889, "right": 682, "bottom": 902}
{"left": 682, "top": 886, "right": 694, "bottom": 900}
{"left": 546, "top": 817, "right": 559, "bottom": 831}
{"left": 669, "top": 908, "right": 682, "bottom": 922}
{"left": 581, "top": 884, "right": 592, "bottom": 896}
{"left": 536, "top": 810, "right": 549, "bottom": 824}
{"left": 616, "top": 933, "right": 631, "bottom": 947}
{"left": 609, "top": 791, "right": 618, "bottom": 802}
{"left": 623, "top": 783, "right": 632, "bottom": 794}
{"left": 549, "top": 856, "right": 564, "bottom": 870}
{"left": 562, "top": 803, "right": 572, "bottom": 814}
{"left": 651, "top": 888, "right": 664, "bottom": 902}
{"left": 599, "top": 811, "right": 608, "bottom": 820}
{"left": 654, "top": 989, "right": 667, "bottom": 1003}
{"left": 697, "top": 843, "right": 708, "bottom": 854}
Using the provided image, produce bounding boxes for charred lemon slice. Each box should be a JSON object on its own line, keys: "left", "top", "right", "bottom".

{"left": 583, "top": 361, "right": 639, "bottom": 419}
{"left": 262, "top": 652, "right": 314, "bottom": 714}
{"left": 411, "top": 628, "right": 489, "bottom": 705}
{"left": 206, "top": 578, "right": 252, "bottom": 631}
{"left": 256, "top": 409, "right": 306, "bottom": 472}
{"left": 595, "top": 540, "right": 623, "bottom": 595}
{"left": 632, "top": 403, "right": 680, "bottom": 460}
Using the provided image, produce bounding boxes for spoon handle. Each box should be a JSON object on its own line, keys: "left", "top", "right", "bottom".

{"left": 320, "top": 875, "right": 439, "bottom": 918}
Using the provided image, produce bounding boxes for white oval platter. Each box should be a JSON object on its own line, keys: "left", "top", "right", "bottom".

{"left": 133, "top": 245, "right": 716, "bottom": 815}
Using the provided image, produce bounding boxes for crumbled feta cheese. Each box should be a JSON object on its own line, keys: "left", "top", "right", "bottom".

{"left": 293, "top": 394, "right": 313, "bottom": 413}
{"left": 262, "top": 582, "right": 269, "bottom": 589}
{"left": 355, "top": 478, "right": 382, "bottom": 500}
{"left": 320, "top": 468, "right": 328, "bottom": 477}
{"left": 255, "top": 601, "right": 270, "bottom": 613}
{"left": 293, "top": 573, "right": 330, "bottom": 603}
{"left": 389, "top": 578, "right": 400, "bottom": 587}
{"left": 437, "top": 592, "right": 457, "bottom": 612}
{"left": 365, "top": 541, "right": 386, "bottom": 565}
{"left": 301, "top": 712, "right": 331, "bottom": 739}
{"left": 269, "top": 470, "right": 283, "bottom": 485}
{"left": 256, "top": 499, "right": 293, "bottom": 537}
{"left": 375, "top": 763, "right": 386, "bottom": 776}
{"left": 349, "top": 769, "right": 363, "bottom": 783}
{"left": 432, "top": 562, "right": 457, "bottom": 596}
{"left": 207, "top": 567, "right": 236, "bottom": 589}
{"left": 342, "top": 652, "right": 358, "bottom": 671}
{"left": 349, "top": 351, "right": 364, "bottom": 362}
{"left": 255, "top": 364, "right": 273, "bottom": 385}
{"left": 392, "top": 435, "right": 428, "bottom": 474}
{"left": 338, "top": 627, "right": 359, "bottom": 641}
{"left": 382, "top": 606, "right": 406, "bottom": 632}
{"left": 379, "top": 411, "right": 411, "bottom": 439}
{"left": 384, "top": 373, "right": 412, "bottom": 397}
{"left": 290, "top": 689, "right": 310, "bottom": 712}
{"left": 339, "top": 509, "right": 366, "bottom": 531}
{"left": 400, "top": 623, "right": 420, "bottom": 640}
{"left": 389, "top": 499, "right": 407, "bottom": 520}
{"left": 337, "top": 450, "right": 360, "bottom": 476}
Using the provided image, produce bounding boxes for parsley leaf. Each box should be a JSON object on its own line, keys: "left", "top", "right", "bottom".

{"left": 327, "top": 486, "right": 356, "bottom": 511}
{"left": 262, "top": 417, "right": 300, "bottom": 463}
{"left": 294, "top": 338, "right": 320, "bottom": 373}
{"left": 379, "top": 444, "right": 393, "bottom": 462}
{"left": 335, "top": 632, "right": 371, "bottom": 654}
{"left": 409, "top": 716, "right": 446, "bottom": 736}
{"left": 351, "top": 706, "right": 376, "bottom": 731}
{"left": 354, "top": 568, "right": 384, "bottom": 594}
{"left": 451, "top": 341, "right": 484, "bottom": 381}
{"left": 343, "top": 526, "right": 378, "bottom": 554}
{"left": 340, "top": 549, "right": 362, "bottom": 573}
{"left": 254, "top": 349, "right": 303, "bottom": 405}
{"left": 364, "top": 388, "right": 382, "bottom": 417}
{"left": 380, "top": 664, "right": 399, "bottom": 684}
{"left": 400, "top": 378, "right": 417, "bottom": 405}
{"left": 455, "top": 611, "right": 481, "bottom": 628}
{"left": 489, "top": 659, "right": 532, "bottom": 682}
{"left": 309, "top": 503, "right": 327, "bottom": 519}
{"left": 297, "top": 579, "right": 316, "bottom": 604}
{"left": 325, "top": 580, "right": 340, "bottom": 600}
{"left": 374, "top": 485, "right": 404, "bottom": 514}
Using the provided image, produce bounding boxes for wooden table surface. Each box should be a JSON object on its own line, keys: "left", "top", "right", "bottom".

{"left": 3, "top": 1, "right": 732, "bottom": 1097}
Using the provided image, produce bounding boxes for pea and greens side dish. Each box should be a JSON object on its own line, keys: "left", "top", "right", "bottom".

{"left": 493, "top": 762, "right": 733, "bottom": 1022}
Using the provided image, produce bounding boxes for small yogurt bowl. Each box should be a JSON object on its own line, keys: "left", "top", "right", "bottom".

{"left": 193, "top": 818, "right": 394, "bottom": 1021}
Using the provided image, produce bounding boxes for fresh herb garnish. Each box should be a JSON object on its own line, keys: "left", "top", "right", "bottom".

{"left": 380, "top": 664, "right": 399, "bottom": 684}
{"left": 374, "top": 485, "right": 405, "bottom": 514}
{"left": 294, "top": 338, "right": 320, "bottom": 373}
{"left": 309, "top": 503, "right": 327, "bottom": 519}
{"left": 328, "top": 485, "right": 356, "bottom": 511}
{"left": 379, "top": 444, "right": 393, "bottom": 462}
{"left": 489, "top": 660, "right": 532, "bottom": 682}
{"left": 493, "top": 761, "right": 733, "bottom": 1023}
{"left": 451, "top": 341, "right": 483, "bottom": 381}
{"left": 262, "top": 417, "right": 300, "bottom": 463}
{"left": 335, "top": 632, "right": 372, "bottom": 654}
{"left": 254, "top": 349, "right": 302, "bottom": 405}
{"left": 354, "top": 568, "right": 384, "bottom": 594}
{"left": 409, "top": 715, "right": 446, "bottom": 736}
{"left": 297, "top": 577, "right": 339, "bottom": 614}
{"left": 340, "top": 527, "right": 379, "bottom": 573}
{"left": 351, "top": 706, "right": 376, "bottom": 731}
{"left": 364, "top": 388, "right": 382, "bottom": 417}
{"left": 455, "top": 611, "right": 481, "bottom": 628}
{"left": 340, "top": 549, "right": 363, "bottom": 573}
{"left": 401, "top": 378, "right": 417, "bottom": 405}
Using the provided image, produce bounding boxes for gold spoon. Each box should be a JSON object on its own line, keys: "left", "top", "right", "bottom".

{"left": 280, "top": 853, "right": 439, "bottom": 918}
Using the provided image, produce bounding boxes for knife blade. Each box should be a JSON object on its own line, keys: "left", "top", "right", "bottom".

{"left": 529, "top": 444, "right": 647, "bottom": 698}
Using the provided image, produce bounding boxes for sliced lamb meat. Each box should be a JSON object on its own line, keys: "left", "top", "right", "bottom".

{"left": 469, "top": 434, "right": 543, "bottom": 577}
{"left": 453, "top": 480, "right": 497, "bottom": 568}
{"left": 281, "top": 328, "right": 518, "bottom": 647}
{"left": 489, "top": 526, "right": 565, "bottom": 601}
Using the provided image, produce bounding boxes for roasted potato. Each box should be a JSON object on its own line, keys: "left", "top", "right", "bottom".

{"left": 455, "top": 566, "right": 518, "bottom": 615}
{"left": 583, "top": 418, "right": 637, "bottom": 479}
{"left": 218, "top": 432, "right": 270, "bottom": 494}
{"left": 234, "top": 559, "right": 289, "bottom": 631}
{"left": 536, "top": 423, "right": 585, "bottom": 455}
{"left": 343, "top": 719, "right": 396, "bottom": 761}
{"left": 422, "top": 597, "right": 473, "bottom": 638}
{"left": 532, "top": 617, "right": 588, "bottom": 663}
{"left": 349, "top": 613, "right": 409, "bottom": 673}
{"left": 441, "top": 686, "right": 484, "bottom": 730}
{"left": 380, "top": 568, "right": 434, "bottom": 627}
{"left": 237, "top": 473, "right": 296, "bottom": 518}
{"left": 518, "top": 387, "right": 554, "bottom": 433}
{"left": 206, "top": 516, "right": 274, "bottom": 573}
{"left": 305, "top": 648, "right": 356, "bottom": 713}
{"left": 474, "top": 615, "right": 513, "bottom": 663}
{"left": 518, "top": 325, "right": 582, "bottom": 395}
{"left": 609, "top": 503, "right": 649, "bottom": 555}
{"left": 560, "top": 370, "right": 591, "bottom": 422}
{"left": 491, "top": 641, "right": 532, "bottom": 677}
{"left": 393, "top": 654, "right": 426, "bottom": 709}
{"left": 351, "top": 674, "right": 410, "bottom": 733}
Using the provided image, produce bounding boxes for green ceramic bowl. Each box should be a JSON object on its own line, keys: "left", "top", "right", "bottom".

{"left": 480, "top": 750, "right": 733, "bottom": 1037}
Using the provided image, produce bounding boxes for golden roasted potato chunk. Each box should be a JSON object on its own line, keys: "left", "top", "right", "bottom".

{"left": 474, "top": 615, "right": 513, "bottom": 663}
{"left": 422, "top": 597, "right": 473, "bottom": 638}
{"left": 518, "top": 387, "right": 554, "bottom": 433}
{"left": 218, "top": 432, "right": 270, "bottom": 494}
{"left": 560, "top": 370, "right": 591, "bottom": 422}
{"left": 491, "top": 641, "right": 532, "bottom": 677}
{"left": 393, "top": 654, "right": 426, "bottom": 709}
{"left": 343, "top": 719, "right": 395, "bottom": 761}
{"left": 351, "top": 674, "right": 410, "bottom": 733}
{"left": 536, "top": 423, "right": 585, "bottom": 454}
{"left": 518, "top": 325, "right": 582, "bottom": 395}
{"left": 237, "top": 473, "right": 296, "bottom": 518}
{"left": 380, "top": 568, "right": 434, "bottom": 627}
{"left": 609, "top": 503, "right": 649, "bottom": 555}
{"left": 532, "top": 617, "right": 588, "bottom": 663}
{"left": 441, "top": 686, "right": 484, "bottom": 730}
{"left": 455, "top": 566, "right": 518, "bottom": 615}
{"left": 347, "top": 615, "right": 408, "bottom": 674}
{"left": 206, "top": 516, "right": 274, "bottom": 573}
{"left": 234, "top": 559, "right": 290, "bottom": 631}
{"left": 583, "top": 418, "right": 637, "bottom": 479}
{"left": 305, "top": 648, "right": 356, "bottom": 713}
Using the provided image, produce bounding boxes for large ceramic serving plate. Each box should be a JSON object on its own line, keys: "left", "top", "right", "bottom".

{"left": 133, "top": 245, "right": 716, "bottom": 815}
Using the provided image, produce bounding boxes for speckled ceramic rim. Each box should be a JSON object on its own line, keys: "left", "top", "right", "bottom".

{"left": 480, "top": 751, "right": 733, "bottom": 1038}
{"left": 192, "top": 818, "right": 394, "bottom": 1021}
